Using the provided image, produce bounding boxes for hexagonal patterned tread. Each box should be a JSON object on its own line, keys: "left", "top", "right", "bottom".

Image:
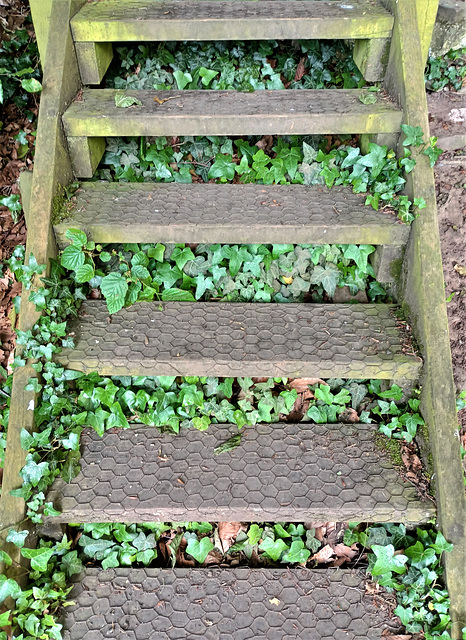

{"left": 55, "top": 301, "right": 422, "bottom": 379}
{"left": 63, "top": 89, "right": 403, "bottom": 138}
{"left": 72, "top": 0, "right": 394, "bottom": 42}
{"left": 54, "top": 182, "right": 409, "bottom": 249}
{"left": 63, "top": 567, "right": 397, "bottom": 640}
{"left": 46, "top": 423, "right": 434, "bottom": 523}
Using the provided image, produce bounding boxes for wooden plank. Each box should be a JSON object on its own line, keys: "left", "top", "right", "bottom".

{"left": 74, "top": 41, "right": 113, "bottom": 85}
{"left": 71, "top": 0, "right": 394, "bottom": 42}
{"left": 0, "top": 0, "right": 85, "bottom": 576}
{"left": 63, "top": 89, "right": 403, "bottom": 139}
{"left": 383, "top": 1, "right": 465, "bottom": 636}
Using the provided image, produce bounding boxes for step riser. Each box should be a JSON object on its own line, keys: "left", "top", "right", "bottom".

{"left": 47, "top": 423, "right": 434, "bottom": 525}
{"left": 65, "top": 114, "right": 401, "bottom": 138}
{"left": 55, "top": 224, "right": 407, "bottom": 248}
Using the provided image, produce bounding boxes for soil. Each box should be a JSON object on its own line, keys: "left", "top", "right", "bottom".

{"left": 428, "top": 92, "right": 466, "bottom": 430}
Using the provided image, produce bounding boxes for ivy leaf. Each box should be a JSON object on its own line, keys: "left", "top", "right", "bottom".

{"left": 114, "top": 94, "right": 143, "bottom": 108}
{"left": 147, "top": 243, "right": 165, "bottom": 262}
{"left": 79, "top": 535, "right": 116, "bottom": 559}
{"left": 173, "top": 70, "right": 192, "bottom": 90}
{"left": 195, "top": 273, "right": 215, "bottom": 299}
{"left": 21, "top": 78, "right": 42, "bottom": 93}
{"left": 359, "top": 92, "right": 377, "bottom": 104}
{"left": 0, "top": 551, "right": 12, "bottom": 567}
{"left": 0, "top": 610, "right": 11, "bottom": 625}
{"left": 405, "top": 541, "right": 436, "bottom": 568}
{"left": 186, "top": 537, "right": 214, "bottom": 563}
{"left": 371, "top": 544, "right": 408, "bottom": 576}
{"left": 208, "top": 154, "right": 236, "bottom": 181}
{"left": 430, "top": 532, "right": 454, "bottom": 554}
{"left": 62, "top": 431, "right": 80, "bottom": 451}
{"left": 358, "top": 144, "right": 387, "bottom": 179}
{"left": 310, "top": 263, "right": 340, "bottom": 297}
{"left": 282, "top": 540, "right": 311, "bottom": 564}
{"left": 130, "top": 264, "right": 150, "bottom": 281}
{"left": 247, "top": 524, "right": 263, "bottom": 545}
{"left": 107, "top": 402, "right": 129, "bottom": 429}
{"left": 62, "top": 450, "right": 81, "bottom": 483}
{"left": 61, "top": 550, "right": 83, "bottom": 577}
{"left": 6, "top": 529, "right": 29, "bottom": 549}
{"left": 43, "top": 503, "right": 61, "bottom": 517}
{"left": 0, "top": 576, "right": 21, "bottom": 604}
{"left": 259, "top": 537, "right": 288, "bottom": 561}
{"left": 102, "top": 551, "right": 120, "bottom": 570}
{"left": 20, "top": 454, "right": 49, "bottom": 486}
{"left": 401, "top": 124, "right": 424, "bottom": 147}
{"left": 21, "top": 547, "right": 54, "bottom": 572}
{"left": 199, "top": 67, "right": 218, "bottom": 86}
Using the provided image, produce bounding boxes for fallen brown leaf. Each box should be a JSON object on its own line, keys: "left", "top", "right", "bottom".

{"left": 294, "top": 57, "right": 307, "bottom": 82}
{"left": 217, "top": 522, "right": 242, "bottom": 553}
{"left": 203, "top": 549, "right": 223, "bottom": 565}
{"left": 311, "top": 544, "right": 334, "bottom": 563}
{"left": 339, "top": 407, "right": 360, "bottom": 423}
{"left": 288, "top": 378, "right": 327, "bottom": 392}
{"left": 332, "top": 543, "right": 358, "bottom": 560}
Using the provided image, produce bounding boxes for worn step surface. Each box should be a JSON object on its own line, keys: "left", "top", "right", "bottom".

{"left": 71, "top": 0, "right": 394, "bottom": 42}
{"left": 63, "top": 567, "right": 397, "bottom": 640}
{"left": 54, "top": 182, "right": 409, "bottom": 248}
{"left": 47, "top": 422, "right": 434, "bottom": 523}
{"left": 63, "top": 89, "right": 403, "bottom": 137}
{"left": 56, "top": 301, "right": 421, "bottom": 379}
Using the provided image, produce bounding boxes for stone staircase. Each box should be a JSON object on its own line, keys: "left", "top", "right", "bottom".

{"left": 1, "top": 0, "right": 465, "bottom": 638}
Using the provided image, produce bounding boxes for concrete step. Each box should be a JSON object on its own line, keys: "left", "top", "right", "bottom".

{"left": 55, "top": 301, "right": 422, "bottom": 379}
{"left": 54, "top": 182, "right": 409, "bottom": 248}
{"left": 47, "top": 422, "right": 434, "bottom": 524}
{"left": 63, "top": 567, "right": 399, "bottom": 639}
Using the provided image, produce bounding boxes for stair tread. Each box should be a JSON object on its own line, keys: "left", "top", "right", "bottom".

{"left": 55, "top": 302, "right": 421, "bottom": 379}
{"left": 54, "top": 182, "right": 409, "bottom": 248}
{"left": 63, "top": 567, "right": 397, "bottom": 639}
{"left": 47, "top": 422, "right": 434, "bottom": 523}
{"left": 71, "top": 0, "right": 394, "bottom": 42}
{"left": 62, "top": 89, "right": 403, "bottom": 137}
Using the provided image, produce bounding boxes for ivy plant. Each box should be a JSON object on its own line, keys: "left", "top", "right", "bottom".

{"left": 345, "top": 523, "right": 456, "bottom": 639}
{"left": 107, "top": 39, "right": 364, "bottom": 93}
{"left": 425, "top": 47, "right": 466, "bottom": 92}
{"left": 60, "top": 233, "right": 386, "bottom": 314}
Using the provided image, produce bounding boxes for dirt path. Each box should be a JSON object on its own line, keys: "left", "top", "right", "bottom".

{"left": 428, "top": 91, "right": 466, "bottom": 430}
